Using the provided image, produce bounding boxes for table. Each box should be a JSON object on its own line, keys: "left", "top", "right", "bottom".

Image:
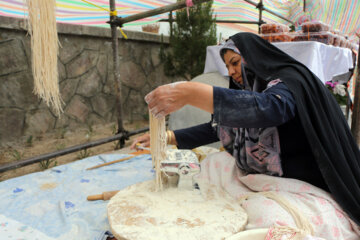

{"left": 204, "top": 41, "right": 354, "bottom": 84}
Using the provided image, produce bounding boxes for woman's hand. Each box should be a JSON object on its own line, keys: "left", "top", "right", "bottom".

{"left": 145, "top": 81, "right": 214, "bottom": 118}
{"left": 130, "top": 133, "right": 150, "bottom": 149}
{"left": 145, "top": 82, "right": 188, "bottom": 118}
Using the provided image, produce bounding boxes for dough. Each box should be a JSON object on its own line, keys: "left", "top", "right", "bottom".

{"left": 107, "top": 180, "right": 247, "bottom": 240}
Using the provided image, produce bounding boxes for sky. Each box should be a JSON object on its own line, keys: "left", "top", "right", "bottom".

{"left": 0, "top": 0, "right": 358, "bottom": 39}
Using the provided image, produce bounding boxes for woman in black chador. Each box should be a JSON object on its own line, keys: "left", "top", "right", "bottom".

{"left": 134, "top": 32, "right": 360, "bottom": 227}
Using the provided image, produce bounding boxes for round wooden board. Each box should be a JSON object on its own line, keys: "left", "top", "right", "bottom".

{"left": 107, "top": 180, "right": 247, "bottom": 240}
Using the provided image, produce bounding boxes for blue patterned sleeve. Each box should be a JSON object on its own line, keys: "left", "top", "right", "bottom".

{"left": 213, "top": 82, "right": 296, "bottom": 128}
{"left": 174, "top": 122, "right": 219, "bottom": 149}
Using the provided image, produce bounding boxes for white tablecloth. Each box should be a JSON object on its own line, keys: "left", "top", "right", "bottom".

{"left": 204, "top": 41, "right": 354, "bottom": 83}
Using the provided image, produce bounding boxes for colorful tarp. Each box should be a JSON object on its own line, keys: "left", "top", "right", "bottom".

{"left": 0, "top": 0, "right": 358, "bottom": 37}
{"left": 304, "top": 0, "right": 360, "bottom": 40}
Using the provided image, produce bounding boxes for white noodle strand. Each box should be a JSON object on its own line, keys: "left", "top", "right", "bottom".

{"left": 149, "top": 111, "right": 167, "bottom": 191}
{"left": 25, "top": 0, "right": 63, "bottom": 116}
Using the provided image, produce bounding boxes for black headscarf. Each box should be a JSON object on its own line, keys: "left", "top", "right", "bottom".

{"left": 229, "top": 32, "right": 360, "bottom": 225}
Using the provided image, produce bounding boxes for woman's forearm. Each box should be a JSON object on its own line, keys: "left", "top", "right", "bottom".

{"left": 145, "top": 81, "right": 214, "bottom": 118}
{"left": 180, "top": 82, "right": 214, "bottom": 114}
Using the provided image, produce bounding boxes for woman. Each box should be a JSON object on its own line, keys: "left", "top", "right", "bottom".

{"left": 132, "top": 32, "right": 360, "bottom": 226}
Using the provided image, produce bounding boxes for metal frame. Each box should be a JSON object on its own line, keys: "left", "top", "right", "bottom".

{"left": 0, "top": 0, "right": 210, "bottom": 174}
{"left": 109, "top": 0, "right": 126, "bottom": 148}
{"left": 158, "top": 0, "right": 295, "bottom": 35}
{"left": 108, "top": 0, "right": 210, "bottom": 27}
{"left": 0, "top": 127, "right": 149, "bottom": 173}
{"left": 2, "top": 0, "right": 357, "bottom": 174}
{"left": 108, "top": 0, "right": 360, "bottom": 142}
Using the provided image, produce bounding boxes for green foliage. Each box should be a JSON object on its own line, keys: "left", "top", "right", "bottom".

{"left": 77, "top": 149, "right": 92, "bottom": 159}
{"left": 332, "top": 92, "right": 348, "bottom": 106}
{"left": 56, "top": 143, "right": 66, "bottom": 151}
{"left": 113, "top": 141, "right": 121, "bottom": 150}
{"left": 10, "top": 150, "right": 24, "bottom": 161}
{"left": 142, "top": 112, "right": 149, "bottom": 121}
{"left": 39, "top": 159, "right": 57, "bottom": 170}
{"left": 161, "top": 0, "right": 217, "bottom": 80}
{"left": 26, "top": 135, "right": 33, "bottom": 147}
{"left": 325, "top": 82, "right": 348, "bottom": 106}
{"left": 56, "top": 127, "right": 67, "bottom": 139}
{"left": 110, "top": 124, "right": 122, "bottom": 150}
{"left": 110, "top": 124, "right": 117, "bottom": 135}
{"left": 85, "top": 124, "right": 94, "bottom": 141}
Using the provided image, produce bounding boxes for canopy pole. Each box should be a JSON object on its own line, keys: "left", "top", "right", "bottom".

{"left": 244, "top": 0, "right": 294, "bottom": 25}
{"left": 109, "top": 0, "right": 210, "bottom": 26}
{"left": 351, "top": 36, "right": 360, "bottom": 145}
{"left": 169, "top": 11, "right": 173, "bottom": 38}
{"left": 110, "top": 0, "right": 127, "bottom": 148}
{"left": 159, "top": 19, "right": 263, "bottom": 25}
{"left": 257, "top": 0, "right": 264, "bottom": 34}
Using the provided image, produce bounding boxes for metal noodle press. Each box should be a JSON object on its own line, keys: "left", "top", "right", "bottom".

{"left": 160, "top": 149, "right": 200, "bottom": 190}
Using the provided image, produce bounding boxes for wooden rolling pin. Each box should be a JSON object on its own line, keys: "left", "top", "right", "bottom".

{"left": 87, "top": 190, "right": 119, "bottom": 201}
{"left": 86, "top": 149, "right": 150, "bottom": 170}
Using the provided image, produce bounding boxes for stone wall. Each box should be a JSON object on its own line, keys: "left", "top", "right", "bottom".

{"left": 0, "top": 16, "right": 179, "bottom": 145}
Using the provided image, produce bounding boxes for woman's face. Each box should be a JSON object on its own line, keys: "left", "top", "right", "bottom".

{"left": 223, "top": 50, "right": 243, "bottom": 84}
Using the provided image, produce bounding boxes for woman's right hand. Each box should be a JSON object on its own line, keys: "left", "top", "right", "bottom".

{"left": 145, "top": 81, "right": 188, "bottom": 119}
{"left": 145, "top": 82, "right": 214, "bottom": 118}
{"left": 130, "top": 133, "right": 150, "bottom": 150}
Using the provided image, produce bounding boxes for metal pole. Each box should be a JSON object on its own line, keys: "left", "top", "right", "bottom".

{"left": 216, "top": 20, "right": 262, "bottom": 24}
{"left": 159, "top": 19, "right": 262, "bottom": 25}
{"left": 0, "top": 127, "right": 149, "bottom": 173}
{"left": 346, "top": 88, "right": 351, "bottom": 120}
{"left": 110, "top": 0, "right": 126, "bottom": 147}
{"left": 351, "top": 37, "right": 360, "bottom": 144}
{"left": 110, "top": 0, "right": 210, "bottom": 26}
{"left": 257, "top": 0, "right": 263, "bottom": 34}
{"left": 169, "top": 11, "right": 173, "bottom": 38}
{"left": 243, "top": 0, "right": 294, "bottom": 25}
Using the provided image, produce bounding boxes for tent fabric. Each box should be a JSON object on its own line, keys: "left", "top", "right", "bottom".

{"left": 0, "top": 0, "right": 358, "bottom": 37}
{"left": 304, "top": 0, "right": 360, "bottom": 40}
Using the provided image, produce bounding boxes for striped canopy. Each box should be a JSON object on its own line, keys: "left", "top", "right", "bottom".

{"left": 0, "top": 0, "right": 359, "bottom": 38}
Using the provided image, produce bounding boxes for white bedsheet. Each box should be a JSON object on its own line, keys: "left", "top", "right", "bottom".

{"left": 195, "top": 151, "right": 360, "bottom": 239}
{"left": 204, "top": 42, "right": 354, "bottom": 84}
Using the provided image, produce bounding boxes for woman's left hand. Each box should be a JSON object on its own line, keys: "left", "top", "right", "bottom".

{"left": 145, "top": 81, "right": 188, "bottom": 118}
